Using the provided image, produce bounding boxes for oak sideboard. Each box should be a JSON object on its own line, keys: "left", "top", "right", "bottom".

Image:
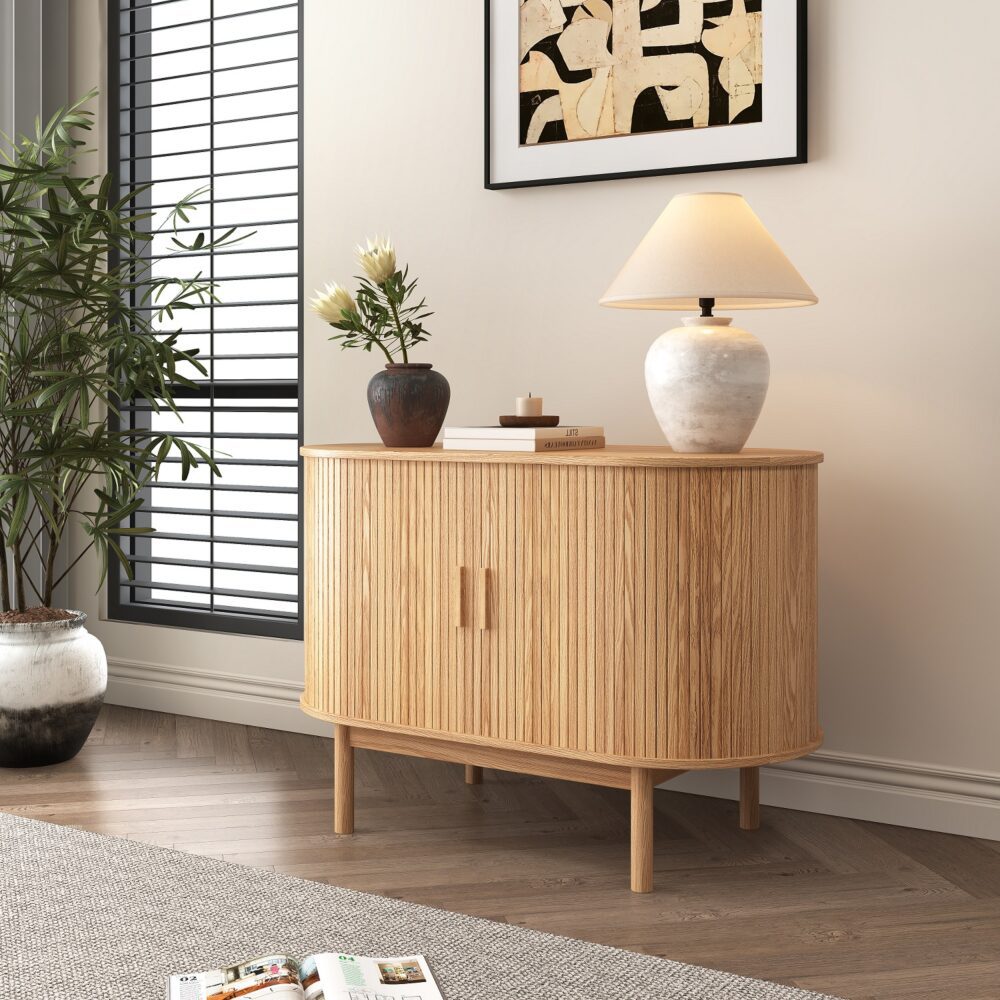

{"left": 300, "top": 443, "right": 823, "bottom": 892}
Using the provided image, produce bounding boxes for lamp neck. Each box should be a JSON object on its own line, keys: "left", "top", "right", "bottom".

{"left": 682, "top": 315, "right": 733, "bottom": 328}
{"left": 699, "top": 297, "right": 716, "bottom": 318}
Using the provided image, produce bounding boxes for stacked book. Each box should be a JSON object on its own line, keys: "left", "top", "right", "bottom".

{"left": 443, "top": 426, "right": 605, "bottom": 452}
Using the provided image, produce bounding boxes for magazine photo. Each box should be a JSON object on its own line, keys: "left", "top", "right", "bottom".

{"left": 166, "top": 952, "right": 443, "bottom": 1000}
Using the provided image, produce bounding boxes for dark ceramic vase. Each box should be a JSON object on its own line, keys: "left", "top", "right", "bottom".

{"left": 367, "top": 363, "right": 451, "bottom": 448}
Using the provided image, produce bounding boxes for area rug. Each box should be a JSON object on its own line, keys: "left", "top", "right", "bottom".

{"left": 0, "top": 812, "right": 836, "bottom": 999}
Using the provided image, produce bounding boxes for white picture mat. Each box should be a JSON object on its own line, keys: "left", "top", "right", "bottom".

{"left": 488, "top": 0, "right": 802, "bottom": 186}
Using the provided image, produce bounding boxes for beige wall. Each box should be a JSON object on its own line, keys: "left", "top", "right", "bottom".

{"left": 70, "top": 2, "right": 1000, "bottom": 800}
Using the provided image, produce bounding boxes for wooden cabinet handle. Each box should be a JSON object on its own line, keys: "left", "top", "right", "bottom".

{"left": 477, "top": 568, "right": 490, "bottom": 631}
{"left": 452, "top": 566, "right": 466, "bottom": 628}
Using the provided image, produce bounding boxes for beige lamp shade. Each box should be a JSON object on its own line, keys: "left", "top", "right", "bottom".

{"left": 600, "top": 192, "right": 818, "bottom": 311}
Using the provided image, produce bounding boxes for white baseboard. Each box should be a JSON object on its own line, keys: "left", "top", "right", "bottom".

{"left": 666, "top": 755, "right": 1000, "bottom": 841}
{"left": 106, "top": 658, "right": 330, "bottom": 738}
{"left": 106, "top": 658, "right": 1000, "bottom": 841}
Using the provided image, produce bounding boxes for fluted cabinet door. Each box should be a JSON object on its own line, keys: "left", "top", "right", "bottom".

{"left": 306, "top": 458, "right": 453, "bottom": 731}
{"left": 445, "top": 463, "right": 630, "bottom": 757}
{"left": 493, "top": 463, "right": 647, "bottom": 760}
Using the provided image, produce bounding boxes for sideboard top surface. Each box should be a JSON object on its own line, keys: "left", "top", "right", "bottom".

{"left": 300, "top": 443, "right": 823, "bottom": 468}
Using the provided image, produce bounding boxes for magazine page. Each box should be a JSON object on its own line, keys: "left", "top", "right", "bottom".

{"left": 308, "top": 953, "right": 443, "bottom": 1000}
{"left": 167, "top": 955, "right": 304, "bottom": 1000}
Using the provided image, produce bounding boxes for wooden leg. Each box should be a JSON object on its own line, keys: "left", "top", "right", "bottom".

{"left": 740, "top": 766, "right": 760, "bottom": 831}
{"left": 465, "top": 764, "right": 483, "bottom": 785}
{"left": 630, "top": 768, "right": 654, "bottom": 894}
{"left": 334, "top": 724, "right": 354, "bottom": 834}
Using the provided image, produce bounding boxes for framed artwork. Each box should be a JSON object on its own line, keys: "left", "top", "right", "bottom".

{"left": 485, "top": 0, "right": 807, "bottom": 189}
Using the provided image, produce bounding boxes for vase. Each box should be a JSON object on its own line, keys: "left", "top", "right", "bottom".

{"left": 367, "top": 363, "right": 451, "bottom": 448}
{"left": 0, "top": 611, "right": 107, "bottom": 767}
{"left": 645, "top": 316, "right": 770, "bottom": 454}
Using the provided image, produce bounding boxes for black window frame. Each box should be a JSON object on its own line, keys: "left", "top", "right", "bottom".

{"left": 106, "top": 0, "right": 304, "bottom": 641}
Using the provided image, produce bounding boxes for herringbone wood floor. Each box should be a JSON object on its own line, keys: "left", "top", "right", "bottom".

{"left": 2, "top": 705, "right": 999, "bottom": 999}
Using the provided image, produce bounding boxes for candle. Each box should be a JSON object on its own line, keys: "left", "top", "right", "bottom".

{"left": 515, "top": 394, "right": 543, "bottom": 418}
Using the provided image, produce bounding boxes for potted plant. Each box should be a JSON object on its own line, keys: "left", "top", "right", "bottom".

{"left": 0, "top": 95, "right": 233, "bottom": 766}
{"left": 311, "top": 238, "right": 449, "bottom": 447}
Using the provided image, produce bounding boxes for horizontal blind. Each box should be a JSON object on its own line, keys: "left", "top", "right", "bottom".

{"left": 110, "top": 0, "right": 302, "bottom": 639}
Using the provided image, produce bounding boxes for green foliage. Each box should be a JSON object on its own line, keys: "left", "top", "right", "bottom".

{"left": 0, "top": 91, "right": 241, "bottom": 611}
{"left": 327, "top": 267, "right": 433, "bottom": 364}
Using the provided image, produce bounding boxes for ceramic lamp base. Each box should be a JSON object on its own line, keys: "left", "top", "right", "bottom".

{"left": 645, "top": 316, "right": 770, "bottom": 454}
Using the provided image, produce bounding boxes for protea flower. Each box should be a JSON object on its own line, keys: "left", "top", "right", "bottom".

{"left": 310, "top": 282, "right": 358, "bottom": 325}
{"left": 355, "top": 236, "right": 397, "bottom": 285}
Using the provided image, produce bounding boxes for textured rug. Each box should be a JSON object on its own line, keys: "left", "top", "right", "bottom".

{"left": 0, "top": 812, "right": 836, "bottom": 999}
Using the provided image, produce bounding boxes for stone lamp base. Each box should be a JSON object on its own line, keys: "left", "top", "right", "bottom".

{"left": 644, "top": 316, "right": 770, "bottom": 454}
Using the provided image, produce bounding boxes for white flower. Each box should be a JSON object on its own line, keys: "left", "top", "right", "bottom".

{"left": 310, "top": 283, "right": 357, "bottom": 325}
{"left": 355, "top": 236, "right": 397, "bottom": 285}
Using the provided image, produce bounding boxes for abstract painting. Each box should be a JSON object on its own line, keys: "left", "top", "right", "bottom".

{"left": 519, "top": 0, "right": 763, "bottom": 146}
{"left": 486, "top": 0, "right": 806, "bottom": 188}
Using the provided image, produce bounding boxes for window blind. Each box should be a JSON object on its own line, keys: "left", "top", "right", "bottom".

{"left": 109, "top": 0, "right": 302, "bottom": 639}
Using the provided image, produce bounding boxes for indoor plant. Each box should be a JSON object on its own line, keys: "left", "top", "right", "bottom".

{"left": 0, "top": 95, "right": 231, "bottom": 766}
{"left": 311, "top": 238, "right": 449, "bottom": 447}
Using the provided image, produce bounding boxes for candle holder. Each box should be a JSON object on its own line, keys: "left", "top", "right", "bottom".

{"left": 498, "top": 414, "right": 560, "bottom": 428}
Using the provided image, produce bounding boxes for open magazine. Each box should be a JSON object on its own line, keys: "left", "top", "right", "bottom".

{"left": 167, "top": 952, "right": 443, "bottom": 1000}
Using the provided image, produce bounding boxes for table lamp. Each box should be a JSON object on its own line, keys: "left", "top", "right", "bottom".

{"left": 600, "top": 192, "right": 817, "bottom": 453}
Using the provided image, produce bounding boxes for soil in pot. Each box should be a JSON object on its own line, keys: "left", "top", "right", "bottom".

{"left": 0, "top": 606, "right": 75, "bottom": 624}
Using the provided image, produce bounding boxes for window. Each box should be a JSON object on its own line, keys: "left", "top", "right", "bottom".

{"left": 108, "top": 0, "right": 302, "bottom": 639}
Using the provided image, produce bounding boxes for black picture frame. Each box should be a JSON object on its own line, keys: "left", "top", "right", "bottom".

{"left": 485, "top": 0, "right": 808, "bottom": 190}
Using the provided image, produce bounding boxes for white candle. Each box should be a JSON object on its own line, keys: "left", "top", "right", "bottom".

{"left": 515, "top": 394, "right": 543, "bottom": 417}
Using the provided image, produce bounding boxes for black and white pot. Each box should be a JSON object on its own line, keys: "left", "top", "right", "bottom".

{"left": 0, "top": 611, "right": 107, "bottom": 767}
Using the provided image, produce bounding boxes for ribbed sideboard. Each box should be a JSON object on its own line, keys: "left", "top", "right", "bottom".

{"left": 301, "top": 444, "right": 823, "bottom": 892}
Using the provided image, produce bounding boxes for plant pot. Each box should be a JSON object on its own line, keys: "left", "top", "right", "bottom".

{"left": 367, "top": 363, "right": 451, "bottom": 448}
{"left": 0, "top": 611, "right": 107, "bottom": 767}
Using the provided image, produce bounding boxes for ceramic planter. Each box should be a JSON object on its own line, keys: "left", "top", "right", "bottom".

{"left": 0, "top": 611, "right": 107, "bottom": 767}
{"left": 367, "top": 363, "right": 451, "bottom": 448}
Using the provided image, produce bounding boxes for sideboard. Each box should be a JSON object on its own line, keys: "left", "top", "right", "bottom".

{"left": 300, "top": 444, "right": 823, "bottom": 892}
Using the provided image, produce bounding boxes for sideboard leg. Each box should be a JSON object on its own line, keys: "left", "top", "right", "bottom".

{"left": 465, "top": 764, "right": 484, "bottom": 785}
{"left": 740, "top": 766, "right": 760, "bottom": 831}
{"left": 334, "top": 724, "right": 354, "bottom": 835}
{"left": 630, "top": 769, "right": 654, "bottom": 893}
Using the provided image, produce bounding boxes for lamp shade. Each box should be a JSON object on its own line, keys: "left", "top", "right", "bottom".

{"left": 600, "top": 193, "right": 817, "bottom": 311}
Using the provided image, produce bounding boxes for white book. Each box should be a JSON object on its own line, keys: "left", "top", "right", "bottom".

{"left": 443, "top": 436, "right": 606, "bottom": 453}
{"left": 444, "top": 425, "right": 603, "bottom": 441}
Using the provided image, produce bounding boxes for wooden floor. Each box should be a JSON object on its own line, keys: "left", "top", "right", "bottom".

{"left": 2, "top": 706, "right": 999, "bottom": 999}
